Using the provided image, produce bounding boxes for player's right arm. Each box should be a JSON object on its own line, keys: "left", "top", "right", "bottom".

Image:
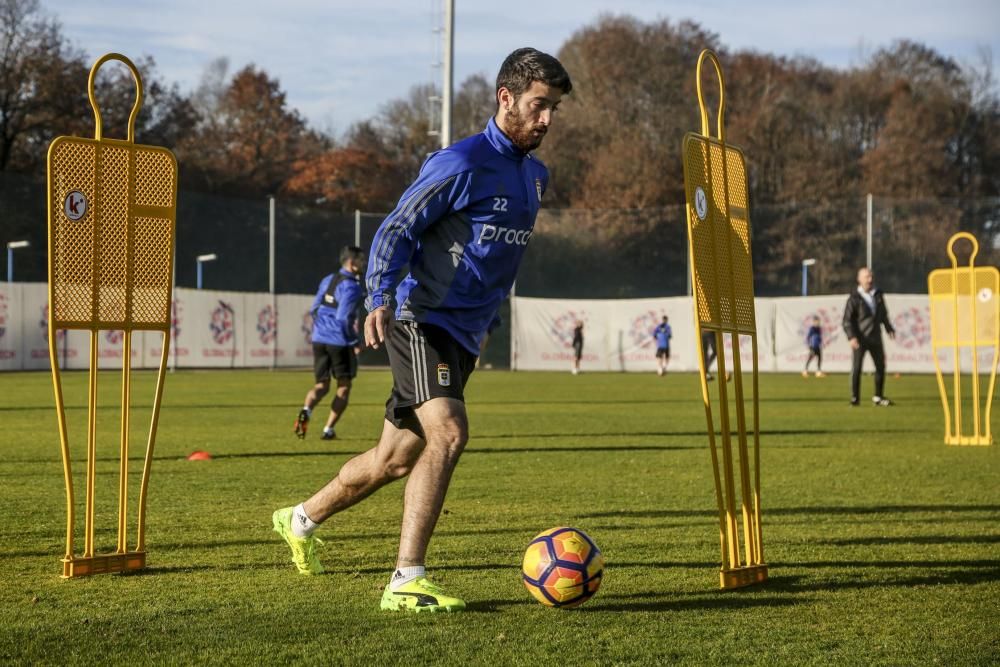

{"left": 363, "top": 153, "right": 472, "bottom": 348}
{"left": 842, "top": 297, "right": 860, "bottom": 349}
{"left": 309, "top": 275, "right": 331, "bottom": 316}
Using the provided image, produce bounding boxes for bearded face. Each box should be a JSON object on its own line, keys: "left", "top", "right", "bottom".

{"left": 504, "top": 100, "right": 548, "bottom": 152}
{"left": 497, "top": 81, "right": 562, "bottom": 152}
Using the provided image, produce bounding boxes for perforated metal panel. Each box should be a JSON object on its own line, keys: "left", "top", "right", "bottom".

{"left": 48, "top": 138, "right": 176, "bottom": 331}
{"left": 930, "top": 269, "right": 999, "bottom": 346}
{"left": 683, "top": 135, "right": 756, "bottom": 335}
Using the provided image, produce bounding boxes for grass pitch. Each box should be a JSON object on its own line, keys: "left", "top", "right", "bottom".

{"left": 1, "top": 368, "right": 998, "bottom": 665}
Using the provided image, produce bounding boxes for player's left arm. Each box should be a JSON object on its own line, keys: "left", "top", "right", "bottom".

{"left": 880, "top": 294, "right": 896, "bottom": 338}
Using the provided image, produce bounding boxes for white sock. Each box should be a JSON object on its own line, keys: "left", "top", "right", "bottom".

{"left": 291, "top": 503, "right": 319, "bottom": 538}
{"left": 302, "top": 406, "right": 312, "bottom": 416}
{"left": 389, "top": 565, "right": 426, "bottom": 590}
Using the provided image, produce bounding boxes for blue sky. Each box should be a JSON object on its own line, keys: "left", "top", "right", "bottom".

{"left": 44, "top": 0, "right": 1000, "bottom": 135}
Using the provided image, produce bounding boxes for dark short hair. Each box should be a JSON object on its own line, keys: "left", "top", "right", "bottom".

{"left": 340, "top": 246, "right": 365, "bottom": 264}
{"left": 496, "top": 48, "right": 572, "bottom": 101}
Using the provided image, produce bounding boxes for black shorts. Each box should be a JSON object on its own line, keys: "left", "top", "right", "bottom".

{"left": 573, "top": 341, "right": 583, "bottom": 359}
{"left": 385, "top": 320, "right": 477, "bottom": 432}
{"left": 313, "top": 343, "right": 357, "bottom": 382}
{"left": 656, "top": 346, "right": 670, "bottom": 359}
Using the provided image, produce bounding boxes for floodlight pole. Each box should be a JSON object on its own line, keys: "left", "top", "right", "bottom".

{"left": 268, "top": 196, "right": 276, "bottom": 295}
{"left": 510, "top": 280, "right": 518, "bottom": 372}
{"left": 441, "top": 0, "right": 454, "bottom": 148}
{"left": 6, "top": 240, "right": 29, "bottom": 283}
{"left": 802, "top": 258, "right": 816, "bottom": 296}
{"left": 196, "top": 253, "right": 217, "bottom": 290}
{"left": 355, "top": 209, "right": 361, "bottom": 247}
{"left": 866, "top": 193, "right": 873, "bottom": 270}
{"left": 269, "top": 195, "right": 277, "bottom": 370}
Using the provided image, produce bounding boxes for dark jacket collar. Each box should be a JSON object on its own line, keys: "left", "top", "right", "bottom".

{"left": 485, "top": 117, "right": 526, "bottom": 160}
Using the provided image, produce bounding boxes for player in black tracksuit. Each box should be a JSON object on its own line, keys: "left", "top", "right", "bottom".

{"left": 842, "top": 267, "right": 895, "bottom": 406}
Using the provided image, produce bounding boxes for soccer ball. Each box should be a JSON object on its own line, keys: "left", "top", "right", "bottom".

{"left": 521, "top": 527, "right": 604, "bottom": 608}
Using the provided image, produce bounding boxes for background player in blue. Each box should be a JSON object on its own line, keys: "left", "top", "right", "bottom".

{"left": 653, "top": 315, "right": 672, "bottom": 376}
{"left": 272, "top": 48, "right": 572, "bottom": 612}
{"left": 803, "top": 315, "right": 826, "bottom": 378}
{"left": 571, "top": 320, "right": 584, "bottom": 375}
{"left": 293, "top": 246, "right": 365, "bottom": 440}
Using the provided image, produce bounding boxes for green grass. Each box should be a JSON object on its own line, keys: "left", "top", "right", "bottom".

{"left": 1, "top": 368, "right": 998, "bottom": 666}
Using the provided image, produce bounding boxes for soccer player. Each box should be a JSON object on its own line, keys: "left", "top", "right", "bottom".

{"left": 653, "top": 315, "right": 672, "bottom": 376}
{"left": 702, "top": 329, "right": 717, "bottom": 381}
{"left": 273, "top": 48, "right": 572, "bottom": 613}
{"left": 293, "top": 246, "right": 366, "bottom": 440}
{"left": 571, "top": 320, "right": 584, "bottom": 375}
{"left": 843, "top": 267, "right": 895, "bottom": 406}
{"left": 701, "top": 329, "right": 731, "bottom": 382}
{"left": 803, "top": 315, "right": 826, "bottom": 377}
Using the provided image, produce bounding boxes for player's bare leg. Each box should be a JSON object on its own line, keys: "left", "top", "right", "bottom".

{"left": 294, "top": 379, "right": 330, "bottom": 438}
{"left": 381, "top": 397, "right": 469, "bottom": 612}
{"left": 274, "top": 419, "right": 424, "bottom": 575}
{"left": 395, "top": 397, "right": 468, "bottom": 568}
{"left": 321, "top": 378, "right": 352, "bottom": 439}
{"left": 302, "top": 419, "right": 425, "bottom": 520}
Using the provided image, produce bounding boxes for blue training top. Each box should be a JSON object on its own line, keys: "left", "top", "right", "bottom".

{"left": 654, "top": 322, "right": 672, "bottom": 349}
{"left": 365, "top": 117, "right": 547, "bottom": 355}
{"left": 310, "top": 268, "right": 364, "bottom": 347}
{"left": 806, "top": 325, "right": 822, "bottom": 349}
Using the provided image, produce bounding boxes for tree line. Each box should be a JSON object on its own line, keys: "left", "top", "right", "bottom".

{"left": 2, "top": 1, "right": 998, "bottom": 293}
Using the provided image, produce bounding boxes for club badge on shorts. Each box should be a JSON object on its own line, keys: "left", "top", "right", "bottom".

{"left": 437, "top": 363, "right": 451, "bottom": 387}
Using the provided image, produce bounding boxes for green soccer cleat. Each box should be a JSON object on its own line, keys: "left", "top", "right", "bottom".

{"left": 271, "top": 507, "right": 324, "bottom": 575}
{"left": 380, "top": 576, "right": 466, "bottom": 613}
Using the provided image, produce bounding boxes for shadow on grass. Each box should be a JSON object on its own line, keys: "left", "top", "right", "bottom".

{"left": 818, "top": 535, "right": 1000, "bottom": 546}
{"left": 8, "top": 431, "right": 847, "bottom": 465}
{"left": 763, "top": 563, "right": 1000, "bottom": 592}
{"left": 581, "top": 503, "right": 1000, "bottom": 520}
{"left": 579, "top": 557, "right": 1000, "bottom": 612}
{"left": 10, "top": 443, "right": 705, "bottom": 464}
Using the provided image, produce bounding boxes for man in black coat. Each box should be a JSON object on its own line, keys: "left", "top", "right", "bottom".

{"left": 842, "top": 267, "right": 896, "bottom": 406}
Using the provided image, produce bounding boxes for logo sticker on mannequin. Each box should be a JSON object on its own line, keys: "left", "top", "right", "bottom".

{"left": 694, "top": 187, "right": 708, "bottom": 221}
{"left": 64, "top": 191, "right": 88, "bottom": 221}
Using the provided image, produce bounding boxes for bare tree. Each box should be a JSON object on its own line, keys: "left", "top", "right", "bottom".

{"left": 0, "top": 0, "right": 86, "bottom": 171}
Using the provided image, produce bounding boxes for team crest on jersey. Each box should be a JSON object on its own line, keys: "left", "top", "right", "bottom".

{"left": 437, "top": 363, "right": 451, "bottom": 387}
{"left": 535, "top": 178, "right": 543, "bottom": 201}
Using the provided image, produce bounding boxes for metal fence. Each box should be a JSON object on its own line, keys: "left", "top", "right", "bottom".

{"left": 3, "top": 169, "right": 998, "bottom": 368}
